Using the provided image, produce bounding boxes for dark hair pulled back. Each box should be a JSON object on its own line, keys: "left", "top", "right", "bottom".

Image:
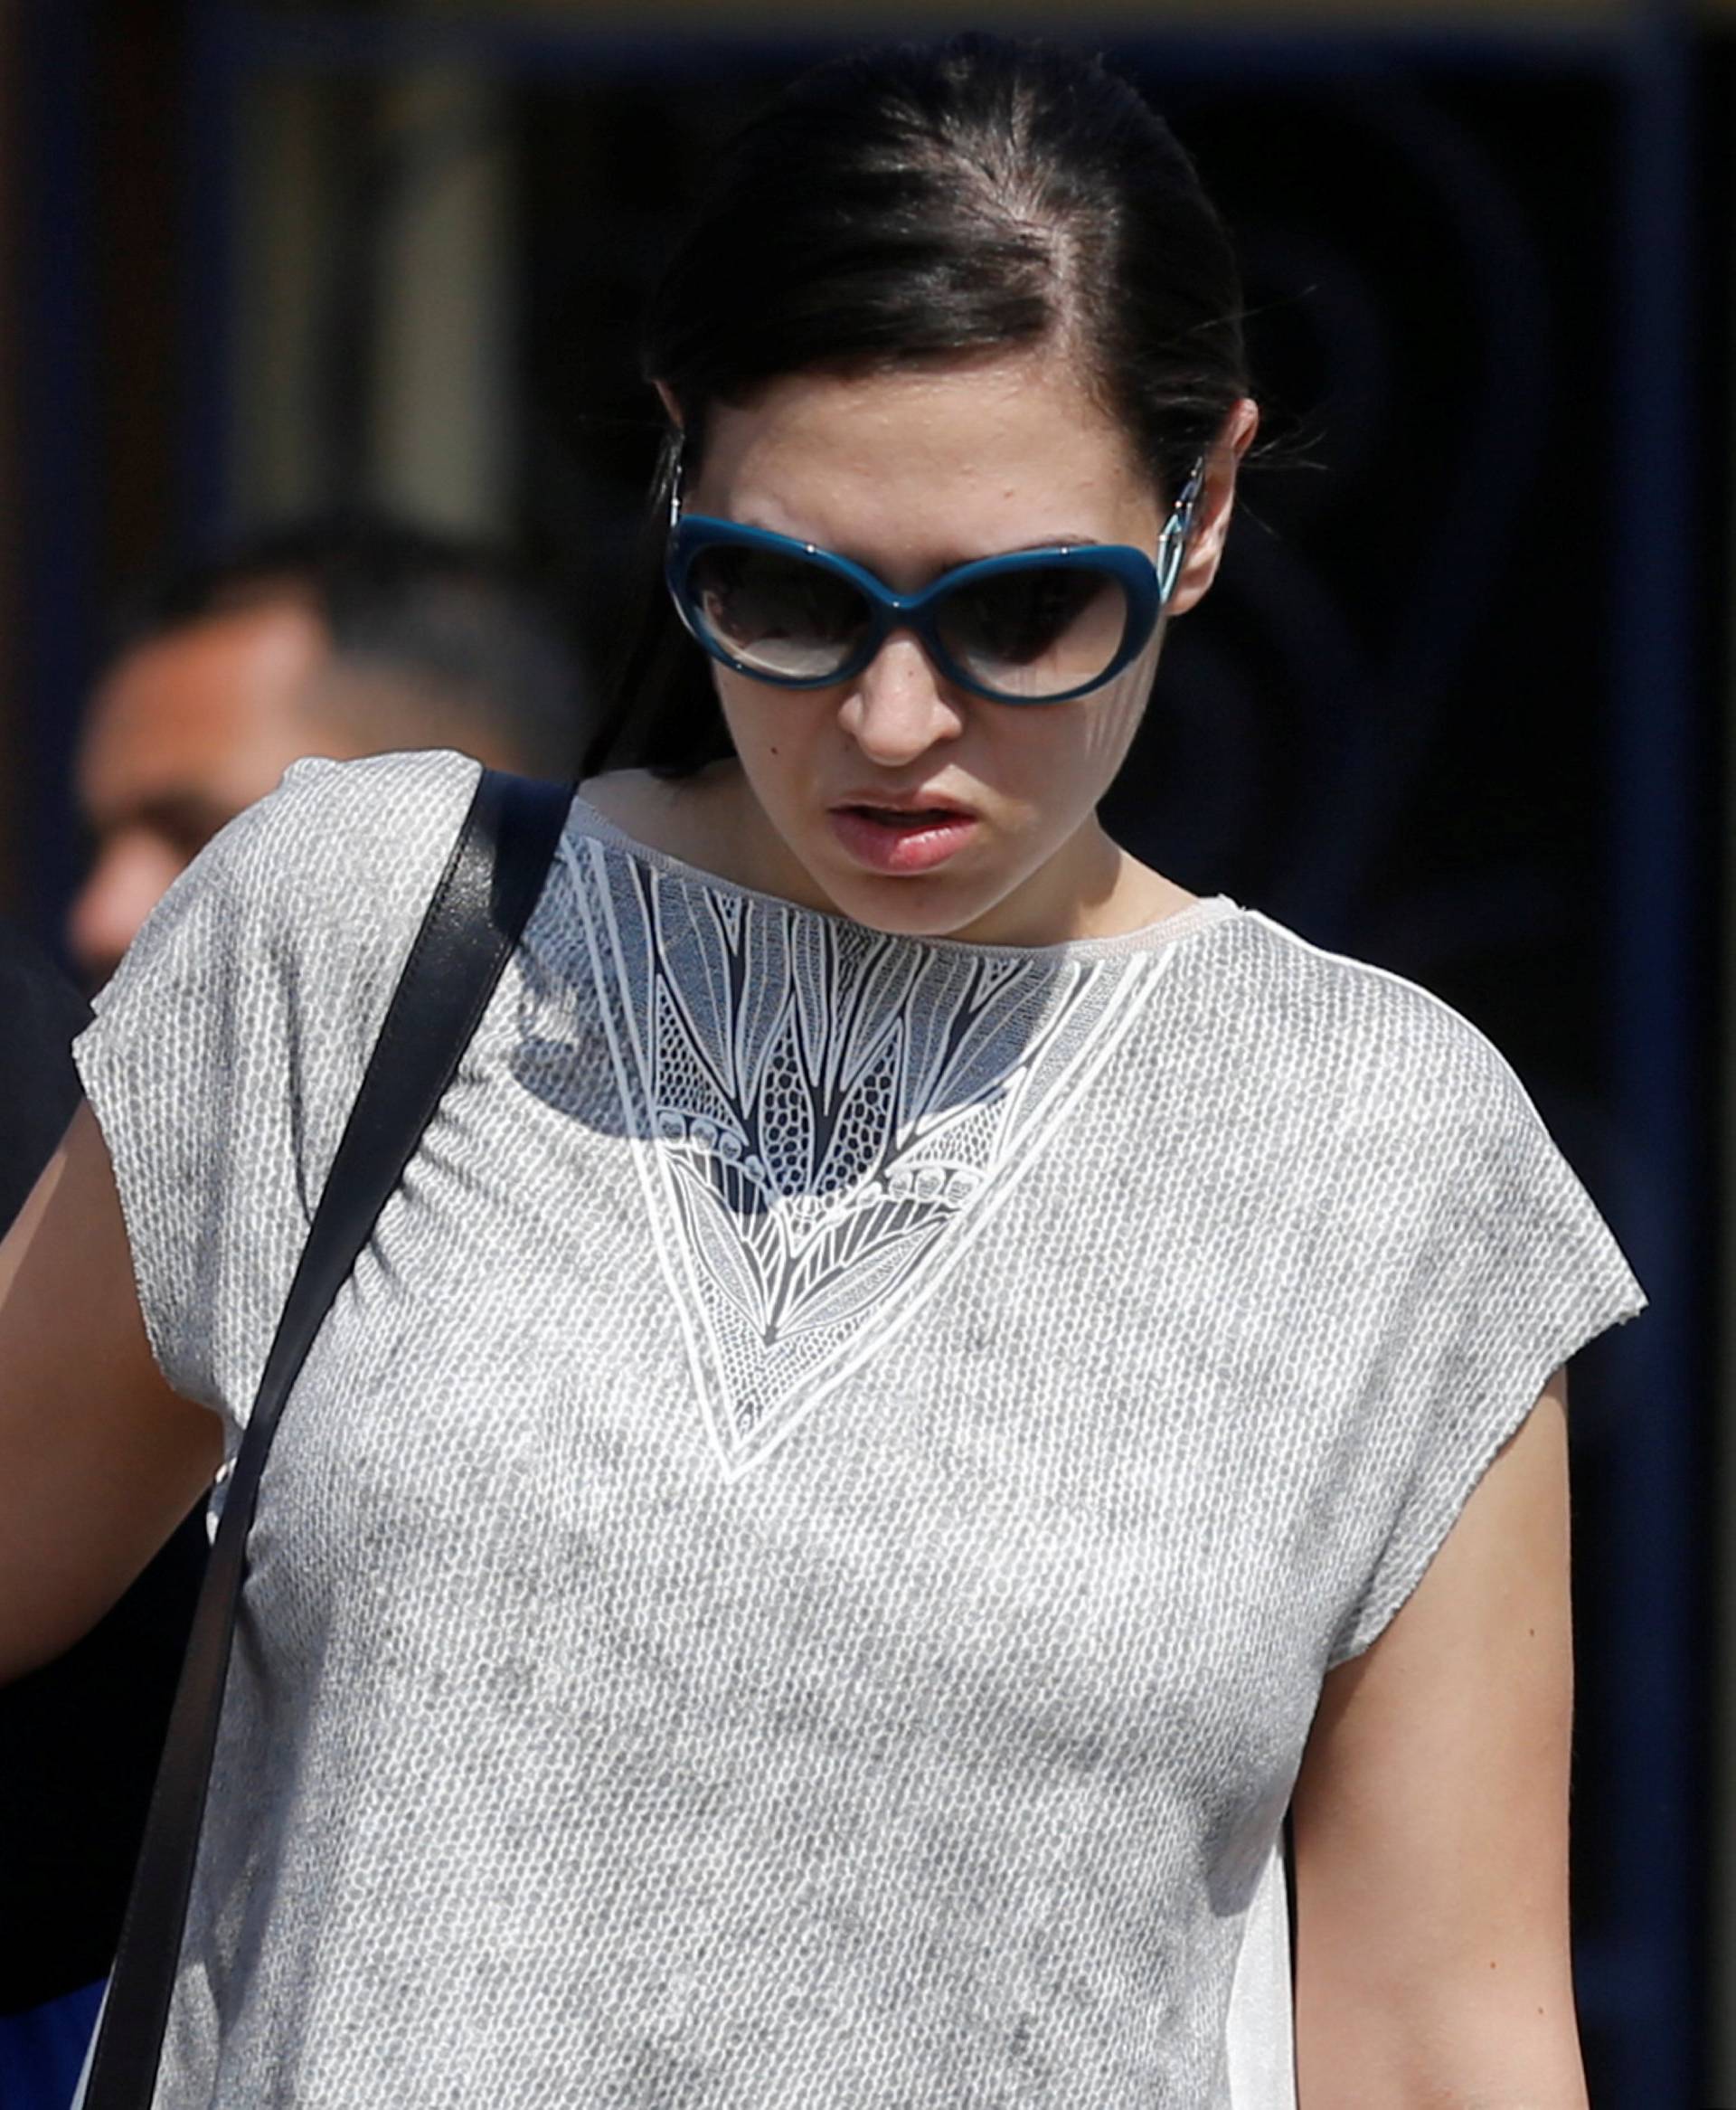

{"left": 588, "top": 32, "right": 1249, "bottom": 778}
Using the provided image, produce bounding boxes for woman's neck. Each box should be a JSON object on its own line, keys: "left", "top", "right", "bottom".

{"left": 577, "top": 762, "right": 1197, "bottom": 946}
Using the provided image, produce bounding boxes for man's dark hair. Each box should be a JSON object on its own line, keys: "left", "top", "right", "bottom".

{"left": 117, "top": 515, "right": 587, "bottom": 781}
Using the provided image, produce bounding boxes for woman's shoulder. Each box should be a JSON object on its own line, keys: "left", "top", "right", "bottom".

{"left": 71, "top": 750, "right": 514, "bottom": 1415}
{"left": 90, "top": 747, "right": 495, "bottom": 1093}
{"left": 1204, "top": 908, "right": 1546, "bottom": 1145}
{"left": 157, "top": 748, "right": 486, "bottom": 972}
{"left": 1194, "top": 912, "right": 1641, "bottom": 1339}
{"left": 203, "top": 746, "right": 484, "bottom": 904}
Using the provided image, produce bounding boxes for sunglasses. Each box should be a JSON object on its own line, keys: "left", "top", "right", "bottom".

{"left": 665, "top": 459, "right": 1205, "bottom": 706}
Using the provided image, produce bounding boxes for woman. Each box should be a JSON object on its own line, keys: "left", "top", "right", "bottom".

{"left": 0, "top": 33, "right": 1641, "bottom": 2107}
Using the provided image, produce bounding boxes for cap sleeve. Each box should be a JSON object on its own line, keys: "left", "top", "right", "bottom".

{"left": 1325, "top": 1030, "right": 1645, "bottom": 1669}
{"left": 71, "top": 748, "right": 482, "bottom": 1443}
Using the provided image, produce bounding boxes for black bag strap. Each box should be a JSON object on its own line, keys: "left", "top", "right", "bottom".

{"left": 82, "top": 768, "right": 572, "bottom": 2109}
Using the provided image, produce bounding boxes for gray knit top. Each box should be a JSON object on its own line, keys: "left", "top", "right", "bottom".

{"left": 75, "top": 749, "right": 1644, "bottom": 2108}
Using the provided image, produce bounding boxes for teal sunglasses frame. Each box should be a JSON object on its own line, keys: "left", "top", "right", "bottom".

{"left": 665, "top": 458, "right": 1205, "bottom": 706}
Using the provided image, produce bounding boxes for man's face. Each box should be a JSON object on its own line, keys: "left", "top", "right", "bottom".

{"left": 69, "top": 598, "right": 363, "bottom": 985}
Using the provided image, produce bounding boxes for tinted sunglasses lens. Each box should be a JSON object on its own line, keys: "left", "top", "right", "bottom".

{"left": 684, "top": 543, "right": 871, "bottom": 682}
{"left": 936, "top": 563, "right": 1129, "bottom": 700}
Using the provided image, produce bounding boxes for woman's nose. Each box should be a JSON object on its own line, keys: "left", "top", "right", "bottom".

{"left": 836, "top": 633, "right": 965, "bottom": 765}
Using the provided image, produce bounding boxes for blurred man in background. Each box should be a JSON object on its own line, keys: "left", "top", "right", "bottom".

{"left": 0, "top": 516, "right": 587, "bottom": 2110}
{"left": 69, "top": 515, "right": 586, "bottom": 984}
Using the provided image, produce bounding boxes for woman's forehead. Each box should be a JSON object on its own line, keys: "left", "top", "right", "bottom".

{"left": 693, "top": 348, "right": 1160, "bottom": 560}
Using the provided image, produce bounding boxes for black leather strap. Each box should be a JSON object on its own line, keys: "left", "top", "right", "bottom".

{"left": 82, "top": 768, "right": 572, "bottom": 2108}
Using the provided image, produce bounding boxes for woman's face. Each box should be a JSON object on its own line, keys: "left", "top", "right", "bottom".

{"left": 684, "top": 343, "right": 1245, "bottom": 946}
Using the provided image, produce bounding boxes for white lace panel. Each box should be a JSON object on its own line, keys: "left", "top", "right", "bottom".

{"left": 561, "top": 837, "right": 1174, "bottom": 1478}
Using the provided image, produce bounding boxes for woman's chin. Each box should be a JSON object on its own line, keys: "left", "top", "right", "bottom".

{"left": 799, "top": 855, "right": 1051, "bottom": 947}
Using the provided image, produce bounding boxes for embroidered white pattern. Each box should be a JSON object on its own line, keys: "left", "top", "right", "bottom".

{"left": 563, "top": 835, "right": 1170, "bottom": 1476}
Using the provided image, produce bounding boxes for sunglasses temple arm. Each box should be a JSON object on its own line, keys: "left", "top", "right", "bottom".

{"left": 666, "top": 444, "right": 685, "bottom": 533}
{"left": 1157, "top": 455, "right": 1208, "bottom": 601}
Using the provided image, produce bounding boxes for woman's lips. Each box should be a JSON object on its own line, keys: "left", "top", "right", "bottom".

{"left": 827, "top": 803, "right": 979, "bottom": 875}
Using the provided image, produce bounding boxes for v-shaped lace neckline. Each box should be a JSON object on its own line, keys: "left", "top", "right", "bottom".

{"left": 559, "top": 827, "right": 1217, "bottom": 1478}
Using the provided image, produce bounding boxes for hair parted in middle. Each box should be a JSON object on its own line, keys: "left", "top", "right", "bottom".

{"left": 588, "top": 31, "right": 1250, "bottom": 781}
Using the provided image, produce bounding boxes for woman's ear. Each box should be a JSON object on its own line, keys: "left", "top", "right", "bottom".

{"left": 654, "top": 380, "right": 684, "bottom": 432}
{"left": 1165, "top": 395, "right": 1260, "bottom": 620}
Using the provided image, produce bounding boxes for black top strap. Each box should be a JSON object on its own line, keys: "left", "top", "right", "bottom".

{"left": 83, "top": 769, "right": 572, "bottom": 2108}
